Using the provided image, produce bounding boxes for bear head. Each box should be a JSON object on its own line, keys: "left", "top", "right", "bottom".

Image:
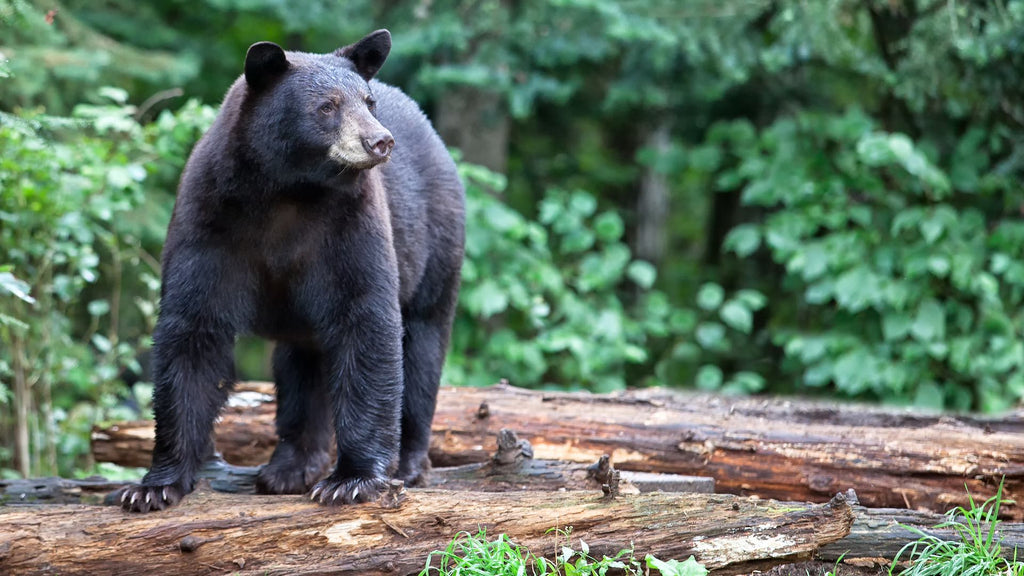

{"left": 240, "top": 30, "right": 396, "bottom": 181}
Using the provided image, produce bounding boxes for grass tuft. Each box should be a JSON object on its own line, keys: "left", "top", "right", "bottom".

{"left": 419, "top": 527, "right": 707, "bottom": 576}
{"left": 889, "top": 478, "right": 1023, "bottom": 576}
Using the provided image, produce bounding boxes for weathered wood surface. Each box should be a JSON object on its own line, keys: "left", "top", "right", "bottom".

{"left": 2, "top": 450, "right": 712, "bottom": 505}
{"left": 92, "top": 382, "right": 1024, "bottom": 517}
{"left": 0, "top": 489, "right": 854, "bottom": 576}
{"left": 0, "top": 476, "right": 129, "bottom": 505}
{"left": 820, "top": 504, "right": 1024, "bottom": 566}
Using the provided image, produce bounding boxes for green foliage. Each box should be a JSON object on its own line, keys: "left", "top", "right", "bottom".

{"left": 669, "top": 1, "right": 1024, "bottom": 411}
{"left": 419, "top": 528, "right": 706, "bottom": 576}
{"left": 0, "top": 0, "right": 199, "bottom": 113}
{"left": 889, "top": 479, "right": 1023, "bottom": 576}
{"left": 0, "top": 94, "right": 215, "bottom": 476}
{"left": 703, "top": 107, "right": 1024, "bottom": 411}
{"left": 447, "top": 159, "right": 745, "bottom": 392}
{"left": 446, "top": 160, "right": 671, "bottom": 391}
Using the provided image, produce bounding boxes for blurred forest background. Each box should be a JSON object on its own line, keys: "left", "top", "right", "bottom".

{"left": 1, "top": 0, "right": 1023, "bottom": 479}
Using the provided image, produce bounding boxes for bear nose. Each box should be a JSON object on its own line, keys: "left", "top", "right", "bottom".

{"left": 363, "top": 133, "right": 395, "bottom": 160}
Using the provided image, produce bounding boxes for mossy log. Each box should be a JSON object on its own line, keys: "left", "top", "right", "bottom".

{"left": 91, "top": 382, "right": 1024, "bottom": 517}
{"left": 0, "top": 488, "right": 854, "bottom": 576}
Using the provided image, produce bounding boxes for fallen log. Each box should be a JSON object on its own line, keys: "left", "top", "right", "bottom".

{"left": 9, "top": 431, "right": 712, "bottom": 505}
{"left": 0, "top": 488, "right": 854, "bottom": 576}
{"left": 820, "top": 503, "right": 1024, "bottom": 567}
{"left": 92, "top": 382, "right": 1024, "bottom": 517}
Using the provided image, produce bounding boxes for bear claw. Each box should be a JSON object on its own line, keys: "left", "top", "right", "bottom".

{"left": 120, "top": 483, "right": 183, "bottom": 513}
{"left": 309, "top": 476, "right": 388, "bottom": 506}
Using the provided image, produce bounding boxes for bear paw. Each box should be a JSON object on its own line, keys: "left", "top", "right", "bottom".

{"left": 396, "top": 451, "right": 431, "bottom": 487}
{"left": 119, "top": 483, "right": 185, "bottom": 513}
{"left": 308, "top": 475, "right": 389, "bottom": 506}
{"left": 256, "top": 450, "right": 329, "bottom": 495}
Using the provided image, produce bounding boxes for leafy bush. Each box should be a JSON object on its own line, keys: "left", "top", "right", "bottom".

{"left": 446, "top": 160, "right": 752, "bottom": 392}
{"left": 0, "top": 93, "right": 215, "bottom": 477}
{"left": 703, "top": 110, "right": 1024, "bottom": 411}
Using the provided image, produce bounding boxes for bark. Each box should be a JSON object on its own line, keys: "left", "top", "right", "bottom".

{"left": 0, "top": 489, "right": 854, "bottom": 576}
{"left": 92, "top": 382, "right": 1024, "bottom": 518}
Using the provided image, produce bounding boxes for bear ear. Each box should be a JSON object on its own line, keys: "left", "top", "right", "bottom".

{"left": 245, "top": 42, "right": 289, "bottom": 90}
{"left": 334, "top": 29, "right": 391, "bottom": 82}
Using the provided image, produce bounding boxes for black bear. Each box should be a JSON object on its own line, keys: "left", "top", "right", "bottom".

{"left": 121, "top": 29, "right": 465, "bottom": 512}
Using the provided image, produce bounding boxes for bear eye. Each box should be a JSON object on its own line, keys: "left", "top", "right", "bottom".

{"left": 319, "top": 101, "right": 336, "bottom": 114}
{"left": 365, "top": 96, "right": 376, "bottom": 112}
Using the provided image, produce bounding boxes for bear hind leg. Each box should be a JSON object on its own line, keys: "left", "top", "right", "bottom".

{"left": 396, "top": 268, "right": 460, "bottom": 486}
{"left": 255, "top": 343, "right": 332, "bottom": 495}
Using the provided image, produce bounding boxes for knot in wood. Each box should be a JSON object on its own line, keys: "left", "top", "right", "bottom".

{"left": 587, "top": 454, "right": 612, "bottom": 482}
{"left": 380, "top": 479, "right": 406, "bottom": 509}
{"left": 493, "top": 428, "right": 533, "bottom": 465}
{"left": 601, "top": 469, "right": 621, "bottom": 500}
{"left": 179, "top": 532, "right": 221, "bottom": 553}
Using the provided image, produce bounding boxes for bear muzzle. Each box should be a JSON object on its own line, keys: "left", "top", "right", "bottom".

{"left": 363, "top": 132, "right": 395, "bottom": 162}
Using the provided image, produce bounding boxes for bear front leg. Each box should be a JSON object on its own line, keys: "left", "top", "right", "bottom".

{"left": 309, "top": 303, "right": 404, "bottom": 506}
{"left": 121, "top": 319, "right": 236, "bottom": 512}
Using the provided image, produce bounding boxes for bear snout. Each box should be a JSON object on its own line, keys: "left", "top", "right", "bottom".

{"left": 363, "top": 132, "right": 395, "bottom": 161}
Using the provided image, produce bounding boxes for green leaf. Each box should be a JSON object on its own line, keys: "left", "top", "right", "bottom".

{"left": 593, "top": 211, "right": 624, "bottom": 242}
{"left": 725, "top": 371, "right": 766, "bottom": 394}
{"left": 646, "top": 555, "right": 708, "bottom": 576}
{"left": 466, "top": 280, "right": 509, "bottom": 319}
{"left": 927, "top": 255, "right": 950, "bottom": 277}
{"left": 723, "top": 224, "right": 761, "bottom": 257}
{"left": 696, "top": 283, "right": 725, "bottom": 311}
{"left": 719, "top": 300, "right": 753, "bottom": 334}
{"left": 695, "top": 322, "right": 726, "bottom": 349}
{"left": 913, "top": 381, "right": 944, "bottom": 410}
{"left": 805, "top": 280, "right": 833, "bottom": 304}
{"left": 0, "top": 271, "right": 35, "bottom": 304}
{"left": 87, "top": 300, "right": 110, "bottom": 317}
{"left": 734, "top": 289, "right": 767, "bottom": 311}
{"left": 910, "top": 299, "right": 946, "bottom": 342}
{"left": 833, "top": 267, "right": 878, "bottom": 312}
{"left": 882, "top": 313, "right": 912, "bottom": 341}
{"left": 98, "top": 86, "right": 130, "bottom": 104}
{"left": 695, "top": 365, "right": 723, "bottom": 390}
{"left": 919, "top": 217, "right": 944, "bottom": 244}
{"left": 800, "top": 243, "right": 829, "bottom": 281}
{"left": 627, "top": 260, "right": 657, "bottom": 289}
{"left": 91, "top": 333, "right": 112, "bottom": 353}
{"left": 624, "top": 344, "right": 647, "bottom": 363}
{"left": 833, "top": 349, "right": 873, "bottom": 394}
{"left": 804, "top": 362, "right": 833, "bottom": 387}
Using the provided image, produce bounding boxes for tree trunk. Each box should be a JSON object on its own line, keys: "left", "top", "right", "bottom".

{"left": 12, "top": 333, "right": 30, "bottom": 478}
{"left": 92, "top": 382, "right": 1024, "bottom": 518}
{"left": 0, "top": 488, "right": 854, "bottom": 576}
{"left": 435, "top": 88, "right": 509, "bottom": 174}
{"left": 635, "top": 123, "right": 672, "bottom": 266}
